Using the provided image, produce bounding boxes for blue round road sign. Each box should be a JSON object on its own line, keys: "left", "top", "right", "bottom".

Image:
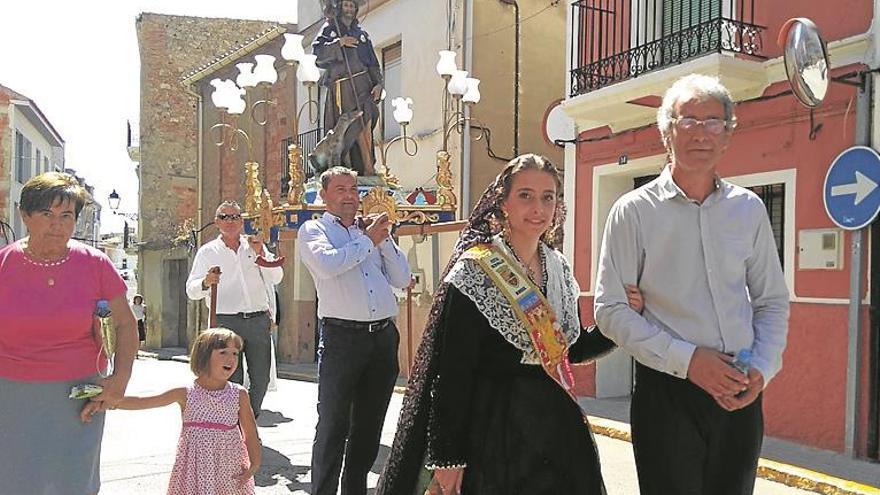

{"left": 823, "top": 146, "right": 880, "bottom": 230}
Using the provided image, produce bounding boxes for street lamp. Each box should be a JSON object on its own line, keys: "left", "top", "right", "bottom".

{"left": 107, "top": 189, "right": 138, "bottom": 249}
{"left": 377, "top": 97, "right": 418, "bottom": 187}
{"left": 433, "top": 50, "right": 489, "bottom": 212}
{"left": 207, "top": 33, "right": 321, "bottom": 239}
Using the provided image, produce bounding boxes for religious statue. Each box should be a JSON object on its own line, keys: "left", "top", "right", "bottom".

{"left": 311, "top": 0, "right": 383, "bottom": 176}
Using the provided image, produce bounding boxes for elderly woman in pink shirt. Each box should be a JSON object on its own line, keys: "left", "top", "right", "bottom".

{"left": 0, "top": 172, "right": 138, "bottom": 494}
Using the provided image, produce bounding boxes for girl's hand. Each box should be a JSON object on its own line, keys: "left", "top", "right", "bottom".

{"left": 234, "top": 465, "right": 257, "bottom": 485}
{"left": 426, "top": 467, "right": 464, "bottom": 495}
{"left": 625, "top": 284, "right": 644, "bottom": 314}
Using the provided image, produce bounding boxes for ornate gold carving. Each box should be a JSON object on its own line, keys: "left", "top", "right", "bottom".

{"left": 287, "top": 142, "right": 305, "bottom": 208}
{"left": 256, "top": 189, "right": 277, "bottom": 239}
{"left": 361, "top": 187, "right": 399, "bottom": 223}
{"left": 436, "top": 151, "right": 457, "bottom": 211}
{"left": 380, "top": 170, "right": 401, "bottom": 189}
{"left": 398, "top": 210, "right": 440, "bottom": 224}
{"left": 244, "top": 161, "right": 263, "bottom": 215}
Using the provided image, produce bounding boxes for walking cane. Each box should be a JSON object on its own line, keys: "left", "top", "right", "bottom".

{"left": 208, "top": 266, "right": 221, "bottom": 328}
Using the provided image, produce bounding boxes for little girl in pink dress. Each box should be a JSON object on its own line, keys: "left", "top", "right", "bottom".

{"left": 91, "top": 328, "right": 261, "bottom": 494}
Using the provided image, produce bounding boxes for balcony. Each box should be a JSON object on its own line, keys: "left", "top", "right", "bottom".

{"left": 566, "top": 0, "right": 769, "bottom": 131}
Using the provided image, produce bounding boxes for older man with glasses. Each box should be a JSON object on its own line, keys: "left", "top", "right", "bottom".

{"left": 595, "top": 74, "right": 790, "bottom": 495}
{"left": 186, "top": 200, "right": 283, "bottom": 416}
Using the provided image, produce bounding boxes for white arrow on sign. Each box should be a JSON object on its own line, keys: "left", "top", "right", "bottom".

{"left": 831, "top": 171, "right": 878, "bottom": 205}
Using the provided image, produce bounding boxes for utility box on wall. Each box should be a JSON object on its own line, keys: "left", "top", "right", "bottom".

{"left": 798, "top": 229, "right": 844, "bottom": 270}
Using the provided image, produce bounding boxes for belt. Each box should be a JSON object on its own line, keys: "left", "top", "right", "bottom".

{"left": 218, "top": 310, "right": 267, "bottom": 319}
{"left": 334, "top": 70, "right": 368, "bottom": 114}
{"left": 323, "top": 317, "right": 391, "bottom": 333}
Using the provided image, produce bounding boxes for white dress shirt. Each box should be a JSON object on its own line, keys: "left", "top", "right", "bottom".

{"left": 594, "top": 166, "right": 790, "bottom": 384}
{"left": 186, "top": 235, "right": 284, "bottom": 314}
{"left": 298, "top": 212, "right": 411, "bottom": 321}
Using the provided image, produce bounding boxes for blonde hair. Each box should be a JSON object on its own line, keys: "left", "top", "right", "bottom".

{"left": 189, "top": 328, "right": 243, "bottom": 376}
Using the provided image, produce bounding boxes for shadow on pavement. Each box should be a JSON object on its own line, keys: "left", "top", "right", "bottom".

{"left": 255, "top": 446, "right": 310, "bottom": 490}
{"left": 256, "top": 409, "right": 294, "bottom": 428}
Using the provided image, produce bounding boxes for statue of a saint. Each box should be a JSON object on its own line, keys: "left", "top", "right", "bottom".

{"left": 312, "top": 0, "right": 383, "bottom": 176}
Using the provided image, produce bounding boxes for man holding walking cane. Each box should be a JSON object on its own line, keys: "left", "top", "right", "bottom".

{"left": 186, "top": 200, "right": 283, "bottom": 418}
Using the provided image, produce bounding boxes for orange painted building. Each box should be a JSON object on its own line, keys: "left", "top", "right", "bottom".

{"left": 562, "top": 0, "right": 878, "bottom": 458}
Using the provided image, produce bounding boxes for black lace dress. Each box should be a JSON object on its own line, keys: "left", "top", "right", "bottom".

{"left": 422, "top": 285, "right": 607, "bottom": 494}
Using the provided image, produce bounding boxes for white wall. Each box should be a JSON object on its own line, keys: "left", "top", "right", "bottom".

{"left": 7, "top": 105, "right": 64, "bottom": 240}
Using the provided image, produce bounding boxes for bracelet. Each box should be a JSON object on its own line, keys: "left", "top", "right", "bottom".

{"left": 425, "top": 463, "right": 467, "bottom": 471}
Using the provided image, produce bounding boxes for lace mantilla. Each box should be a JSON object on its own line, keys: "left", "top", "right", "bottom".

{"left": 444, "top": 237, "right": 581, "bottom": 365}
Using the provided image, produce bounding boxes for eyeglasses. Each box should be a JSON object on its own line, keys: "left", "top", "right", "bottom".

{"left": 216, "top": 213, "right": 242, "bottom": 221}
{"left": 672, "top": 117, "right": 731, "bottom": 134}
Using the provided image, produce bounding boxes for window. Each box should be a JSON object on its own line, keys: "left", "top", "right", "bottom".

{"left": 35, "top": 149, "right": 42, "bottom": 176}
{"left": 748, "top": 183, "right": 785, "bottom": 265}
{"left": 15, "top": 131, "right": 33, "bottom": 183}
{"left": 381, "top": 42, "right": 402, "bottom": 141}
{"left": 13, "top": 202, "right": 23, "bottom": 240}
{"left": 662, "top": 0, "right": 721, "bottom": 34}
{"left": 44, "top": 155, "right": 50, "bottom": 173}
{"left": 662, "top": 0, "right": 722, "bottom": 62}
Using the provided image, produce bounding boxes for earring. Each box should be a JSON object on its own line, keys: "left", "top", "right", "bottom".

{"left": 500, "top": 210, "right": 511, "bottom": 241}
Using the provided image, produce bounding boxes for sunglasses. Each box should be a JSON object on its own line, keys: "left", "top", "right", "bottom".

{"left": 673, "top": 117, "right": 731, "bottom": 134}
{"left": 216, "top": 213, "right": 242, "bottom": 221}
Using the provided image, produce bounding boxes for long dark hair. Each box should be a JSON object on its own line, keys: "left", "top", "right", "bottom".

{"left": 376, "top": 153, "right": 565, "bottom": 494}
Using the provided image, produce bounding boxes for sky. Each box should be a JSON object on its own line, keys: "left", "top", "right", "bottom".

{"left": 1, "top": 1, "right": 298, "bottom": 234}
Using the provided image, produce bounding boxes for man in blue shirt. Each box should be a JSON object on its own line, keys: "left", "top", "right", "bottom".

{"left": 299, "top": 167, "right": 411, "bottom": 495}
{"left": 313, "top": 0, "right": 383, "bottom": 176}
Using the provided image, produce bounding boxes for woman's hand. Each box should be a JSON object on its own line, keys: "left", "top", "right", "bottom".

{"left": 91, "top": 374, "right": 127, "bottom": 411}
{"left": 79, "top": 401, "right": 103, "bottom": 423}
{"left": 625, "top": 284, "right": 644, "bottom": 313}
{"left": 426, "top": 467, "right": 464, "bottom": 495}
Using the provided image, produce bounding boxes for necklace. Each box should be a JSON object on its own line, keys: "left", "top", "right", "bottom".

{"left": 503, "top": 239, "right": 543, "bottom": 285}
{"left": 22, "top": 245, "right": 70, "bottom": 287}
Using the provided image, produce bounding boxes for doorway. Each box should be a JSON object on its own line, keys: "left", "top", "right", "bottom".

{"left": 162, "top": 258, "right": 190, "bottom": 348}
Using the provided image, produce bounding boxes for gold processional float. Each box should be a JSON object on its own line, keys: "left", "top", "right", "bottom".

{"left": 195, "top": 0, "right": 493, "bottom": 247}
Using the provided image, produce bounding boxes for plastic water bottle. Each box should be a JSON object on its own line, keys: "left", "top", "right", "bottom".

{"left": 731, "top": 349, "right": 752, "bottom": 375}
{"left": 95, "top": 299, "right": 112, "bottom": 318}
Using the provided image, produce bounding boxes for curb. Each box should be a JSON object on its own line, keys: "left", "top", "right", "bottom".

{"left": 141, "top": 351, "right": 879, "bottom": 494}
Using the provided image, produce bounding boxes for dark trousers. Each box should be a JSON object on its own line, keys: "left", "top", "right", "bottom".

{"left": 310, "top": 319, "right": 400, "bottom": 495}
{"left": 631, "top": 362, "right": 763, "bottom": 495}
{"left": 217, "top": 312, "right": 272, "bottom": 416}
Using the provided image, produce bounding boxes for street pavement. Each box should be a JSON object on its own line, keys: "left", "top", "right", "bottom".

{"left": 99, "top": 358, "right": 817, "bottom": 494}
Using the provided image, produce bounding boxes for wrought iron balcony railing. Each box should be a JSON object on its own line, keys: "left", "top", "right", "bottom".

{"left": 281, "top": 126, "right": 323, "bottom": 195}
{"left": 570, "top": 0, "right": 765, "bottom": 97}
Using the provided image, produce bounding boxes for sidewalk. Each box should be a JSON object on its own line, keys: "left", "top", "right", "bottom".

{"left": 140, "top": 348, "right": 880, "bottom": 494}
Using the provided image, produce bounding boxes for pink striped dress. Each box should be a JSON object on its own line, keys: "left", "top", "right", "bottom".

{"left": 167, "top": 381, "right": 255, "bottom": 495}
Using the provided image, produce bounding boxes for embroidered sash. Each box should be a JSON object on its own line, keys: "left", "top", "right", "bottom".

{"left": 460, "top": 244, "right": 577, "bottom": 401}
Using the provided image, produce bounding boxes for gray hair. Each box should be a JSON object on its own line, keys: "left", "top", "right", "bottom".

{"left": 215, "top": 200, "right": 242, "bottom": 217}
{"left": 320, "top": 166, "right": 358, "bottom": 190}
{"left": 657, "top": 74, "right": 737, "bottom": 146}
